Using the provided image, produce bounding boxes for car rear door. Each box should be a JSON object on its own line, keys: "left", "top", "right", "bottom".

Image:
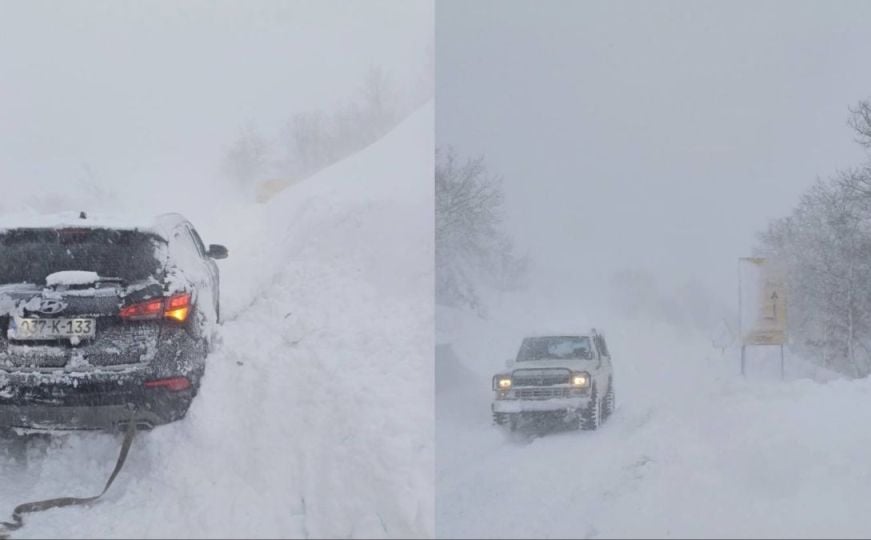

{"left": 0, "top": 228, "right": 168, "bottom": 370}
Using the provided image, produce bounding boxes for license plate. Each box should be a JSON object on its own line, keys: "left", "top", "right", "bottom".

{"left": 10, "top": 318, "right": 96, "bottom": 340}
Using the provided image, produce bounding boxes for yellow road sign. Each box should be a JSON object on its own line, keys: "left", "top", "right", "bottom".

{"left": 739, "top": 257, "right": 787, "bottom": 346}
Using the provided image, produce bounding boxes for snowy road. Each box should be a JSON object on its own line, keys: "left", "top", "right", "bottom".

{"left": 436, "top": 305, "right": 871, "bottom": 539}
{"left": 0, "top": 105, "right": 434, "bottom": 538}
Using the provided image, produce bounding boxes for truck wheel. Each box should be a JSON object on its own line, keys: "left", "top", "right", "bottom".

{"left": 602, "top": 379, "right": 615, "bottom": 420}
{"left": 580, "top": 383, "right": 601, "bottom": 431}
{"left": 508, "top": 414, "right": 519, "bottom": 432}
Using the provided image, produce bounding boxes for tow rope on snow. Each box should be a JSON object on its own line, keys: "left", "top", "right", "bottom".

{"left": 0, "top": 415, "right": 139, "bottom": 539}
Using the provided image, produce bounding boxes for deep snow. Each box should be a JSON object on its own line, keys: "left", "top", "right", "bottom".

{"left": 436, "top": 295, "right": 871, "bottom": 539}
{"left": 0, "top": 103, "right": 434, "bottom": 538}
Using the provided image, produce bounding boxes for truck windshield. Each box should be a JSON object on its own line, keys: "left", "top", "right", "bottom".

{"left": 517, "top": 336, "right": 594, "bottom": 361}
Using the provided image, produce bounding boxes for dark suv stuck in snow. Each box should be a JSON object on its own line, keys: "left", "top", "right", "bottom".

{"left": 0, "top": 212, "right": 227, "bottom": 432}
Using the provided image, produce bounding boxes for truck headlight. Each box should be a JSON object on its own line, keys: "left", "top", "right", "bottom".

{"left": 497, "top": 377, "right": 512, "bottom": 389}
{"left": 571, "top": 372, "right": 590, "bottom": 388}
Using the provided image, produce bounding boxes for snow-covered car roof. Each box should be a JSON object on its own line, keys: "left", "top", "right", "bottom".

{"left": 0, "top": 211, "right": 187, "bottom": 241}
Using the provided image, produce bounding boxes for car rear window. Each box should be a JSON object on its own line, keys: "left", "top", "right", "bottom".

{"left": 0, "top": 228, "right": 166, "bottom": 285}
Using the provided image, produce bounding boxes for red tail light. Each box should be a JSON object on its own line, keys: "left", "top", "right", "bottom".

{"left": 144, "top": 376, "right": 192, "bottom": 392}
{"left": 120, "top": 292, "right": 192, "bottom": 323}
{"left": 165, "top": 292, "right": 191, "bottom": 322}
{"left": 119, "top": 298, "right": 164, "bottom": 320}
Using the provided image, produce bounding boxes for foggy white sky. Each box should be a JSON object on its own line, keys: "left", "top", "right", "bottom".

{"left": 0, "top": 0, "right": 432, "bottom": 209}
{"left": 437, "top": 0, "right": 871, "bottom": 310}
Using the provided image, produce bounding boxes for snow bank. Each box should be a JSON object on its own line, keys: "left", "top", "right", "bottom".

{"left": 1, "top": 102, "right": 434, "bottom": 538}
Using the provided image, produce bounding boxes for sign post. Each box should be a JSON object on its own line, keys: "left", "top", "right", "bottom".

{"left": 738, "top": 257, "right": 787, "bottom": 378}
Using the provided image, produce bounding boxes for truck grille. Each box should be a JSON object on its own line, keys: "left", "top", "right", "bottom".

{"left": 513, "top": 387, "right": 573, "bottom": 400}
{"left": 512, "top": 369, "right": 571, "bottom": 387}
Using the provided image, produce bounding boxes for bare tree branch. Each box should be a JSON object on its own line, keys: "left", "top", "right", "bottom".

{"left": 436, "top": 147, "right": 527, "bottom": 312}
{"left": 849, "top": 99, "right": 871, "bottom": 148}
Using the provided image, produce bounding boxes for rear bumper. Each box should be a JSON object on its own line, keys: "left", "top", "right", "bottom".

{"left": 0, "top": 324, "right": 206, "bottom": 431}
{"left": 0, "top": 370, "right": 198, "bottom": 431}
{"left": 0, "top": 398, "right": 191, "bottom": 432}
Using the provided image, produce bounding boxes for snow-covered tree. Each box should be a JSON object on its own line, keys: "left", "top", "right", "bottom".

{"left": 754, "top": 98, "right": 871, "bottom": 377}
{"left": 355, "top": 65, "right": 398, "bottom": 142}
{"left": 436, "top": 147, "right": 528, "bottom": 313}
{"left": 223, "top": 63, "right": 425, "bottom": 198}
{"left": 272, "top": 65, "right": 408, "bottom": 184}
{"left": 281, "top": 110, "right": 331, "bottom": 179}
{"left": 848, "top": 98, "right": 871, "bottom": 149}
{"left": 758, "top": 173, "right": 871, "bottom": 376}
{"left": 223, "top": 124, "right": 272, "bottom": 194}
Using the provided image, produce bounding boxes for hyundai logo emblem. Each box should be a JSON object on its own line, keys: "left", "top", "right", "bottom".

{"left": 34, "top": 299, "right": 68, "bottom": 315}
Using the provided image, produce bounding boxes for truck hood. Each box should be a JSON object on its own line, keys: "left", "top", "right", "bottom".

{"left": 508, "top": 359, "right": 598, "bottom": 372}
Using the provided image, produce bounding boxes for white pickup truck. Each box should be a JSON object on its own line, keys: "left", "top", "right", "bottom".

{"left": 492, "top": 330, "right": 615, "bottom": 431}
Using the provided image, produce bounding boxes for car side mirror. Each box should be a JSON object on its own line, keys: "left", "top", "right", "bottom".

{"left": 207, "top": 244, "right": 229, "bottom": 260}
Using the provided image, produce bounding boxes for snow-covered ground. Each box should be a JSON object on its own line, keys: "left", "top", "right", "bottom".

{"left": 436, "top": 296, "right": 871, "bottom": 539}
{"left": 0, "top": 103, "right": 434, "bottom": 538}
